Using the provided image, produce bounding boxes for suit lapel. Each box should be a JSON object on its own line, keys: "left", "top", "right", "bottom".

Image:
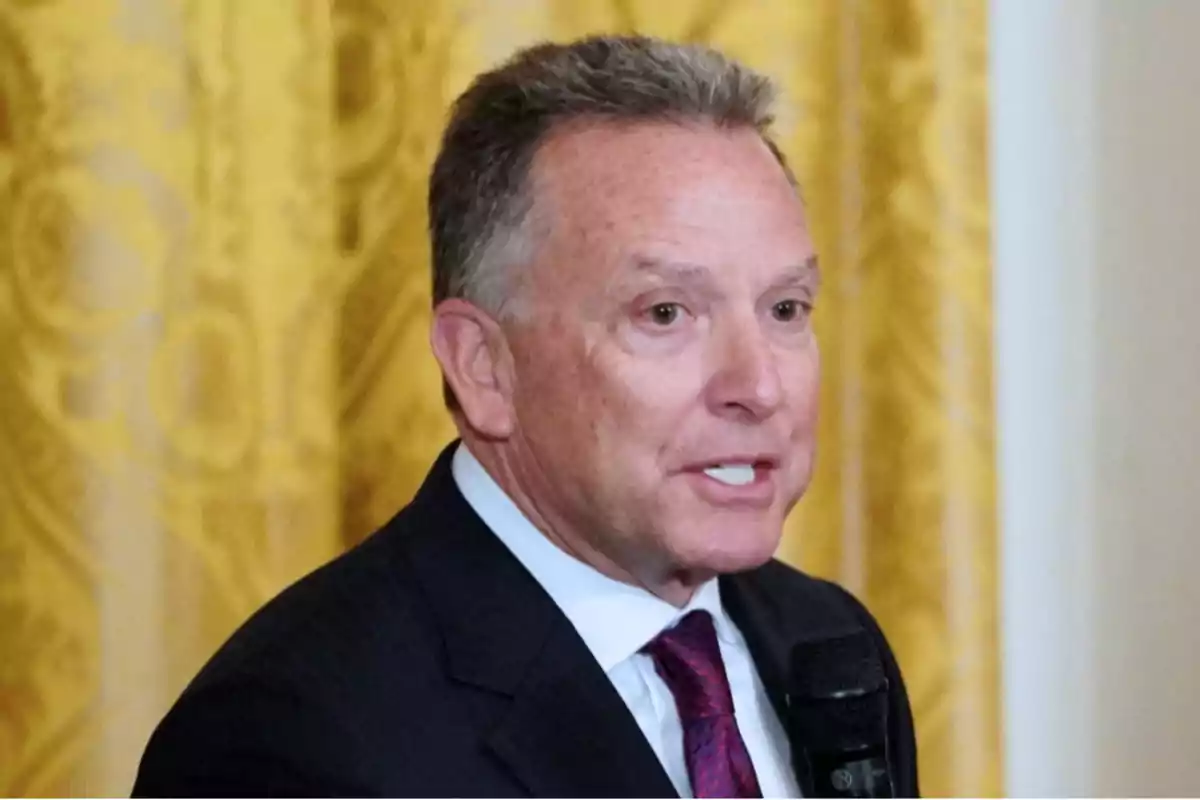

{"left": 402, "top": 443, "right": 677, "bottom": 798}
{"left": 485, "top": 618, "right": 678, "bottom": 798}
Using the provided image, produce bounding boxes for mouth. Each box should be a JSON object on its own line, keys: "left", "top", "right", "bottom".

{"left": 681, "top": 457, "right": 780, "bottom": 508}
{"left": 697, "top": 460, "right": 775, "bottom": 485}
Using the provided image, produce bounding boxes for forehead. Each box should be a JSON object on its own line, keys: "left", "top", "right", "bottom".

{"left": 528, "top": 121, "right": 812, "bottom": 283}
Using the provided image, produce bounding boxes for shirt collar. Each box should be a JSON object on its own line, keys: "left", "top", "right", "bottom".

{"left": 451, "top": 442, "right": 740, "bottom": 672}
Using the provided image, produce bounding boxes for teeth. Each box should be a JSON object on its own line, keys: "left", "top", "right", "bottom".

{"left": 703, "top": 464, "right": 756, "bottom": 486}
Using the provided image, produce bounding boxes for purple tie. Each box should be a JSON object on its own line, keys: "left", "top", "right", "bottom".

{"left": 644, "top": 610, "right": 763, "bottom": 799}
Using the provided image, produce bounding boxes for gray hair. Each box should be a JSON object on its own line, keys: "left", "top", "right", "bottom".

{"left": 428, "top": 34, "right": 791, "bottom": 320}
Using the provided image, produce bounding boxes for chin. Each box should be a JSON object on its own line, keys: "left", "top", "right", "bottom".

{"left": 706, "top": 543, "right": 779, "bottom": 574}
{"left": 669, "top": 520, "right": 782, "bottom": 576}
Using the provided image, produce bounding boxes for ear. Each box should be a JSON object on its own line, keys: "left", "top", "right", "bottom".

{"left": 430, "top": 299, "right": 516, "bottom": 438}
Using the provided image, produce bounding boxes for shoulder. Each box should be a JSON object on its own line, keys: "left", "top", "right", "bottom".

{"left": 738, "top": 558, "right": 904, "bottom": 688}
{"left": 187, "top": 507, "right": 436, "bottom": 696}
{"left": 734, "top": 558, "right": 880, "bottom": 634}
{"left": 135, "top": 508, "right": 447, "bottom": 794}
{"left": 766, "top": 560, "right": 890, "bottom": 637}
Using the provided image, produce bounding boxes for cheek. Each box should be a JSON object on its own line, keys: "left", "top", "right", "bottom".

{"left": 601, "top": 357, "right": 700, "bottom": 429}
{"left": 787, "top": 342, "right": 821, "bottom": 417}
{"left": 513, "top": 335, "right": 587, "bottom": 429}
{"left": 519, "top": 339, "right": 631, "bottom": 448}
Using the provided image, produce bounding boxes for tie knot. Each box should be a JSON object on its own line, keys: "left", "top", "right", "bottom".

{"left": 643, "top": 610, "right": 735, "bottom": 721}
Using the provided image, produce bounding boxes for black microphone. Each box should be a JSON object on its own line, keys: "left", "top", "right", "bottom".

{"left": 786, "top": 632, "right": 895, "bottom": 798}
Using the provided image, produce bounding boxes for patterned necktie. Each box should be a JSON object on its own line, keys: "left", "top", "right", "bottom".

{"left": 643, "top": 610, "right": 763, "bottom": 799}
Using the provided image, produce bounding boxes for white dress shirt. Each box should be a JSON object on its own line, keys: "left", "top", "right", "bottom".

{"left": 452, "top": 444, "right": 800, "bottom": 798}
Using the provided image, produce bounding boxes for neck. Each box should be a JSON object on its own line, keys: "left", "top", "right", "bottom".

{"left": 460, "top": 435, "right": 704, "bottom": 608}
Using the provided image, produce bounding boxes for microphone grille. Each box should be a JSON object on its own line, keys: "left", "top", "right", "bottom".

{"left": 789, "top": 632, "right": 887, "bottom": 699}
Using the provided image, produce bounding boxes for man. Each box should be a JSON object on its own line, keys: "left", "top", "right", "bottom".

{"left": 134, "top": 35, "right": 919, "bottom": 798}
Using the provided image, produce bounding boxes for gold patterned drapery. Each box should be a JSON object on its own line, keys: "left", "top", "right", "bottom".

{"left": 0, "top": 1, "right": 997, "bottom": 796}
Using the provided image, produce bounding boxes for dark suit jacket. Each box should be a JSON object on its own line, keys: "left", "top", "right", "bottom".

{"left": 133, "top": 443, "right": 919, "bottom": 797}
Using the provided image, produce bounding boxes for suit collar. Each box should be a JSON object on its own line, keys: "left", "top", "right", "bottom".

{"left": 451, "top": 441, "right": 740, "bottom": 672}
{"left": 403, "top": 442, "right": 548, "bottom": 693}
{"left": 400, "top": 441, "right": 678, "bottom": 797}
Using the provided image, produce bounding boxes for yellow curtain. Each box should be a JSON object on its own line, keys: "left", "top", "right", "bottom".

{"left": 0, "top": 1, "right": 996, "bottom": 796}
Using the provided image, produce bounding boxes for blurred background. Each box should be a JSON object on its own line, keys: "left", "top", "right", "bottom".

{"left": 0, "top": 0, "right": 1196, "bottom": 796}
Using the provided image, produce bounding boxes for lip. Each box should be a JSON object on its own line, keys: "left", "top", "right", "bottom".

{"left": 680, "top": 454, "right": 782, "bottom": 472}
{"left": 681, "top": 459, "right": 779, "bottom": 509}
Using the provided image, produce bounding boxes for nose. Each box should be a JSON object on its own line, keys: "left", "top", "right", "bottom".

{"left": 705, "top": 316, "right": 784, "bottom": 422}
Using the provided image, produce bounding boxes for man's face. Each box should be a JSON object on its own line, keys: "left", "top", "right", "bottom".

{"left": 503, "top": 121, "right": 819, "bottom": 590}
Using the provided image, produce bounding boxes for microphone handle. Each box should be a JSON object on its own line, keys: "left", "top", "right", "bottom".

{"left": 805, "top": 743, "right": 894, "bottom": 799}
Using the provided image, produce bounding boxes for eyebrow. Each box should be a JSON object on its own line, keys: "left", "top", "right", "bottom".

{"left": 630, "top": 258, "right": 708, "bottom": 285}
{"left": 630, "top": 254, "right": 821, "bottom": 291}
{"left": 768, "top": 255, "right": 822, "bottom": 293}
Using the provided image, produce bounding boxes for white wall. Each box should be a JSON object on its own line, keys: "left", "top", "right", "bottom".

{"left": 992, "top": 1, "right": 1200, "bottom": 795}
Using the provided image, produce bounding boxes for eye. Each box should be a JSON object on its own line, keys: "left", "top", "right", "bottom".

{"left": 771, "top": 299, "right": 811, "bottom": 322}
{"left": 647, "top": 302, "right": 684, "bottom": 326}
